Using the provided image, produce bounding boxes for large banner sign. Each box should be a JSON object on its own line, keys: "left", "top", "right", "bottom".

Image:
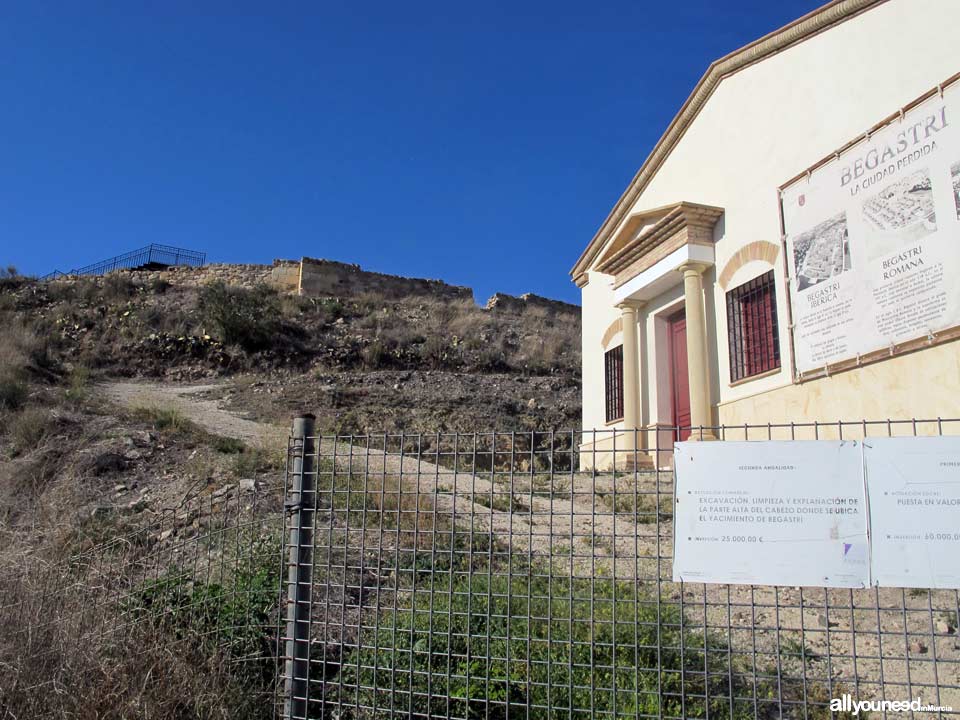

{"left": 781, "top": 78, "right": 960, "bottom": 376}
{"left": 673, "top": 438, "right": 960, "bottom": 589}
{"left": 866, "top": 437, "right": 960, "bottom": 589}
{"left": 672, "top": 441, "right": 869, "bottom": 588}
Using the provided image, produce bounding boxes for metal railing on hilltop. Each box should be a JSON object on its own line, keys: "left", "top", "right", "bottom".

{"left": 40, "top": 243, "right": 206, "bottom": 280}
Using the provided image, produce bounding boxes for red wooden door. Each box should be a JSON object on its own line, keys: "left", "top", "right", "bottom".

{"left": 669, "top": 312, "right": 691, "bottom": 441}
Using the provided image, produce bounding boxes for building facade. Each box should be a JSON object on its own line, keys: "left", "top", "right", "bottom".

{"left": 573, "top": 0, "right": 960, "bottom": 468}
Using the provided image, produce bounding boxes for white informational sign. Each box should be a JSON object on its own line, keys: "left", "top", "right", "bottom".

{"left": 672, "top": 441, "right": 869, "bottom": 588}
{"left": 866, "top": 436, "right": 960, "bottom": 589}
{"left": 781, "top": 79, "right": 960, "bottom": 375}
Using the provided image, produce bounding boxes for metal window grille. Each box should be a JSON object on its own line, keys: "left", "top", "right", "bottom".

{"left": 727, "top": 270, "right": 780, "bottom": 382}
{"left": 604, "top": 344, "right": 624, "bottom": 422}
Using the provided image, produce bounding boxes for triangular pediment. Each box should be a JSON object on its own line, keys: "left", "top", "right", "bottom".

{"left": 593, "top": 204, "right": 676, "bottom": 271}
{"left": 594, "top": 202, "right": 724, "bottom": 281}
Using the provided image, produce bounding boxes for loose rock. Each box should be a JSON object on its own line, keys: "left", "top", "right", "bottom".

{"left": 936, "top": 620, "right": 955, "bottom": 635}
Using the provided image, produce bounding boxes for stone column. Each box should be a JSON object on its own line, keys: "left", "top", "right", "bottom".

{"left": 617, "top": 301, "right": 643, "bottom": 450}
{"left": 677, "top": 263, "right": 716, "bottom": 440}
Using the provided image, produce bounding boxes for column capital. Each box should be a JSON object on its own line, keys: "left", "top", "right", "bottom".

{"left": 677, "top": 262, "right": 709, "bottom": 277}
{"left": 616, "top": 299, "right": 646, "bottom": 313}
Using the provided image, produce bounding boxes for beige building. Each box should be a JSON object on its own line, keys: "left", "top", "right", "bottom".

{"left": 573, "top": 0, "right": 960, "bottom": 468}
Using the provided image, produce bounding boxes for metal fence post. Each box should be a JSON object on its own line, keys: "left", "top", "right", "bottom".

{"left": 284, "top": 414, "right": 316, "bottom": 720}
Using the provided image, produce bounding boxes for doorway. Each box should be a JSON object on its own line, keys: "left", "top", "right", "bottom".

{"left": 668, "top": 310, "right": 691, "bottom": 441}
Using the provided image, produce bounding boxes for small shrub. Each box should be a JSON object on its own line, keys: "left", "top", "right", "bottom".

{"left": 0, "top": 265, "right": 18, "bottom": 284}
{"left": 102, "top": 273, "right": 135, "bottom": 300}
{"left": 131, "top": 538, "right": 280, "bottom": 665}
{"left": 599, "top": 491, "right": 673, "bottom": 523}
{"left": 419, "top": 334, "right": 450, "bottom": 369}
{"left": 0, "top": 566, "right": 276, "bottom": 720}
{"left": 64, "top": 365, "right": 90, "bottom": 406}
{"left": 329, "top": 410, "right": 363, "bottom": 437}
{"left": 316, "top": 297, "right": 344, "bottom": 322}
{"left": 0, "top": 371, "right": 27, "bottom": 411}
{"left": 211, "top": 434, "right": 246, "bottom": 454}
{"left": 0, "top": 322, "right": 53, "bottom": 381}
{"left": 137, "top": 302, "right": 193, "bottom": 336}
{"left": 362, "top": 337, "right": 395, "bottom": 369}
{"left": 0, "top": 265, "right": 25, "bottom": 291}
{"left": 473, "top": 491, "right": 527, "bottom": 513}
{"left": 132, "top": 405, "right": 195, "bottom": 435}
{"left": 149, "top": 276, "right": 172, "bottom": 294}
{"left": 475, "top": 338, "right": 509, "bottom": 372}
{"left": 278, "top": 293, "right": 311, "bottom": 319}
{"left": 231, "top": 445, "right": 285, "bottom": 478}
{"left": 198, "top": 282, "right": 281, "bottom": 352}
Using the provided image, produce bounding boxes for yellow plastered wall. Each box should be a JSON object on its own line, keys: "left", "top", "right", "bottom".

{"left": 717, "top": 339, "right": 960, "bottom": 440}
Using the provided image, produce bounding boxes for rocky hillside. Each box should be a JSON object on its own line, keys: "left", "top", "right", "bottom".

{"left": 0, "top": 261, "right": 581, "bottom": 432}
{"left": 0, "top": 260, "right": 583, "bottom": 718}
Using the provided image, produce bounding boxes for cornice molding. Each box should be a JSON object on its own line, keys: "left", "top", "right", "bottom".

{"left": 570, "top": 0, "right": 890, "bottom": 287}
{"left": 596, "top": 202, "right": 723, "bottom": 280}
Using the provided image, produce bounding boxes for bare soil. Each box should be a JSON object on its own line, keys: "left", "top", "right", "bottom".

{"left": 97, "top": 379, "right": 960, "bottom": 709}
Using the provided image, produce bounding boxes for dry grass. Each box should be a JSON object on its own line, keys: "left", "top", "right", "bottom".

{"left": 0, "top": 368, "right": 27, "bottom": 411}
{"left": 593, "top": 475, "right": 673, "bottom": 523}
{"left": 130, "top": 404, "right": 198, "bottom": 436}
{"left": 5, "top": 405, "right": 50, "bottom": 457}
{"left": 0, "top": 559, "right": 276, "bottom": 720}
{"left": 348, "top": 294, "right": 576, "bottom": 375}
{"left": 373, "top": 473, "right": 442, "bottom": 548}
{"left": 315, "top": 460, "right": 444, "bottom": 550}
{"left": 230, "top": 441, "right": 286, "bottom": 479}
{"left": 0, "top": 322, "right": 51, "bottom": 411}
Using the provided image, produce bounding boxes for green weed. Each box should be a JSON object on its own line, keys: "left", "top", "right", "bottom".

{"left": 334, "top": 567, "right": 752, "bottom": 719}
{"left": 211, "top": 434, "right": 246, "bottom": 454}
{"left": 129, "top": 535, "right": 281, "bottom": 680}
{"left": 473, "top": 492, "right": 528, "bottom": 513}
{"left": 132, "top": 405, "right": 195, "bottom": 435}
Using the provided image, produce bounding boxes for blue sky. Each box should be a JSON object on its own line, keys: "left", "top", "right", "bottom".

{"left": 1, "top": 1, "right": 824, "bottom": 304}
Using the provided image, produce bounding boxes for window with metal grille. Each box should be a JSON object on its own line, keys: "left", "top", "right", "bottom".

{"left": 727, "top": 270, "right": 780, "bottom": 383}
{"left": 604, "top": 345, "right": 624, "bottom": 423}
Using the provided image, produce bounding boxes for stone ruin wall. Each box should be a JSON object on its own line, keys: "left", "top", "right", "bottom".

{"left": 484, "top": 291, "right": 579, "bottom": 316}
{"left": 47, "top": 260, "right": 297, "bottom": 292}
{"left": 49, "top": 257, "right": 473, "bottom": 302}
{"left": 46, "top": 256, "right": 579, "bottom": 313}
{"left": 297, "top": 256, "right": 473, "bottom": 301}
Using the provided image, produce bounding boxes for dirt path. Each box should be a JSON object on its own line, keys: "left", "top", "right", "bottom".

{"left": 99, "top": 380, "right": 287, "bottom": 448}
{"left": 98, "top": 380, "right": 655, "bottom": 572}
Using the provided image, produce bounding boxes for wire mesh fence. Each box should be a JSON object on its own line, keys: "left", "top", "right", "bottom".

{"left": 281, "top": 418, "right": 960, "bottom": 719}
{"left": 2, "top": 418, "right": 959, "bottom": 719}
